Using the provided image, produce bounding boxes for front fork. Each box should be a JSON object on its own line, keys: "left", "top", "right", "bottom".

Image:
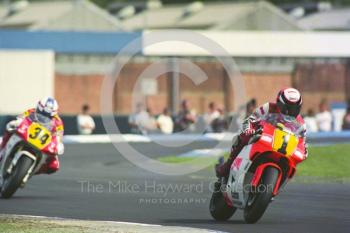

{"left": 5, "top": 150, "right": 37, "bottom": 186}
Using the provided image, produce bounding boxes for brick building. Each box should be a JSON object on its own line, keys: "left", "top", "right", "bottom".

{"left": 55, "top": 57, "right": 293, "bottom": 115}
{"left": 54, "top": 56, "right": 348, "bottom": 115}
{"left": 1, "top": 30, "right": 350, "bottom": 116}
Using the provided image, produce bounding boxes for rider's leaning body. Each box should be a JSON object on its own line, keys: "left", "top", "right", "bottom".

{"left": 0, "top": 97, "right": 64, "bottom": 175}
{"left": 216, "top": 88, "right": 307, "bottom": 178}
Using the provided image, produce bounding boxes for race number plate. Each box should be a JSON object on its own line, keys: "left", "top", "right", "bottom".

{"left": 272, "top": 129, "right": 298, "bottom": 156}
{"left": 27, "top": 123, "right": 52, "bottom": 150}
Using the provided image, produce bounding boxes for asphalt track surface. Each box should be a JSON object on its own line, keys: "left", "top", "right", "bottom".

{"left": 1, "top": 143, "right": 350, "bottom": 233}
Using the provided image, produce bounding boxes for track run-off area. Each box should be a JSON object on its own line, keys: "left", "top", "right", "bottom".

{"left": 1, "top": 142, "right": 350, "bottom": 233}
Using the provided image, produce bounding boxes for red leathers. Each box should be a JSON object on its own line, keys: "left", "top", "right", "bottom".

{"left": 216, "top": 88, "right": 306, "bottom": 178}
{"left": 0, "top": 107, "right": 64, "bottom": 174}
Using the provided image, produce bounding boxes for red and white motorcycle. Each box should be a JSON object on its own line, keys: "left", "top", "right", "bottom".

{"left": 0, "top": 114, "right": 59, "bottom": 198}
{"left": 210, "top": 113, "right": 307, "bottom": 223}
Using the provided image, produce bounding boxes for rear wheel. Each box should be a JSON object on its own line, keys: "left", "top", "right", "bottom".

{"left": 244, "top": 167, "right": 279, "bottom": 224}
{"left": 209, "top": 181, "right": 236, "bottom": 221}
{"left": 1, "top": 156, "right": 33, "bottom": 199}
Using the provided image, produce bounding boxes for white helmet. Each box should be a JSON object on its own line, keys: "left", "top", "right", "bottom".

{"left": 36, "top": 97, "right": 59, "bottom": 118}
{"left": 276, "top": 88, "right": 302, "bottom": 117}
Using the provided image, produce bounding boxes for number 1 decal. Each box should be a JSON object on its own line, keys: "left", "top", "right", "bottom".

{"left": 273, "top": 129, "right": 298, "bottom": 156}
{"left": 277, "top": 135, "right": 288, "bottom": 154}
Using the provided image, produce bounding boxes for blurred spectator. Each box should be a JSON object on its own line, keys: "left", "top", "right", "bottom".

{"left": 77, "top": 104, "right": 95, "bottom": 135}
{"left": 237, "top": 98, "right": 257, "bottom": 127}
{"left": 315, "top": 99, "right": 332, "bottom": 132}
{"left": 211, "top": 108, "right": 228, "bottom": 133}
{"left": 157, "top": 108, "right": 174, "bottom": 134}
{"left": 203, "top": 102, "right": 220, "bottom": 133}
{"left": 175, "top": 99, "right": 197, "bottom": 132}
{"left": 304, "top": 109, "right": 318, "bottom": 133}
{"left": 129, "top": 103, "right": 155, "bottom": 134}
{"left": 246, "top": 98, "right": 257, "bottom": 117}
{"left": 235, "top": 104, "right": 246, "bottom": 128}
{"left": 146, "top": 107, "right": 158, "bottom": 132}
{"left": 342, "top": 106, "right": 350, "bottom": 130}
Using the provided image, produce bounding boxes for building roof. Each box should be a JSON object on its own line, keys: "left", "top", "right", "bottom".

{"left": 0, "top": 6, "right": 7, "bottom": 19}
{"left": 298, "top": 8, "right": 350, "bottom": 30}
{"left": 0, "top": 0, "right": 122, "bottom": 31}
{"left": 121, "top": 1, "right": 301, "bottom": 31}
{"left": 176, "top": 2, "right": 254, "bottom": 29}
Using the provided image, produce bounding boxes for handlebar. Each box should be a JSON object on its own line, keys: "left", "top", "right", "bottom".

{"left": 247, "top": 126, "right": 263, "bottom": 145}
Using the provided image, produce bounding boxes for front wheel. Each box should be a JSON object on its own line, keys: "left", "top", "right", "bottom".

{"left": 209, "top": 181, "right": 237, "bottom": 221}
{"left": 244, "top": 167, "right": 279, "bottom": 224}
{"left": 1, "top": 156, "right": 33, "bottom": 199}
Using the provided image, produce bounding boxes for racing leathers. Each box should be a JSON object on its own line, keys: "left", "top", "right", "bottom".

{"left": 0, "top": 108, "right": 64, "bottom": 174}
{"left": 216, "top": 102, "right": 307, "bottom": 178}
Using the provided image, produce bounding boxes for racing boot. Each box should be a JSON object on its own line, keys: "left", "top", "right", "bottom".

{"left": 0, "top": 131, "right": 12, "bottom": 164}
{"left": 0, "top": 146, "right": 5, "bottom": 190}
{"left": 0, "top": 149, "right": 4, "bottom": 164}
{"left": 36, "top": 156, "right": 59, "bottom": 175}
{"left": 0, "top": 153, "right": 3, "bottom": 190}
{"left": 215, "top": 145, "right": 243, "bottom": 178}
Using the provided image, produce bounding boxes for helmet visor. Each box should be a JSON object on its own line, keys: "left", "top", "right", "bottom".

{"left": 277, "top": 102, "right": 301, "bottom": 117}
{"left": 33, "top": 112, "right": 51, "bottom": 124}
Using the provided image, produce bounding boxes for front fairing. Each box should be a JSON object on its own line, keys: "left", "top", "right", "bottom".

{"left": 254, "top": 122, "right": 307, "bottom": 192}
{"left": 249, "top": 120, "right": 306, "bottom": 170}
{"left": 16, "top": 118, "right": 58, "bottom": 155}
{"left": 226, "top": 114, "right": 307, "bottom": 208}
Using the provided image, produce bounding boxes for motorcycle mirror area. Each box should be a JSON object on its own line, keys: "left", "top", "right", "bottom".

{"left": 276, "top": 123, "right": 285, "bottom": 130}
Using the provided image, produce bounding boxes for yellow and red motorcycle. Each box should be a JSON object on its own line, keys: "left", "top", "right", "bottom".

{"left": 210, "top": 113, "right": 307, "bottom": 223}
{"left": 0, "top": 114, "right": 59, "bottom": 198}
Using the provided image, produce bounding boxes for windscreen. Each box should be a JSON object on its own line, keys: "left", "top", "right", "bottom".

{"left": 261, "top": 113, "right": 304, "bottom": 137}
{"left": 29, "top": 112, "right": 52, "bottom": 126}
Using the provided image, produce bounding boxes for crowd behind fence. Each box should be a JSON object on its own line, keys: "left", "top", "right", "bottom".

{"left": 104, "top": 98, "right": 350, "bottom": 136}
{"left": 0, "top": 98, "right": 349, "bottom": 136}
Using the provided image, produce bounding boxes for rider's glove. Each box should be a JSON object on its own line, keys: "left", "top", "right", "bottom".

{"left": 241, "top": 115, "right": 259, "bottom": 137}
{"left": 6, "top": 119, "right": 22, "bottom": 133}
{"left": 243, "top": 128, "right": 256, "bottom": 136}
{"left": 57, "top": 143, "right": 65, "bottom": 155}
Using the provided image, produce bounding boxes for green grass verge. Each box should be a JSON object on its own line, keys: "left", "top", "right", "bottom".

{"left": 158, "top": 144, "right": 350, "bottom": 179}
{"left": 158, "top": 155, "right": 218, "bottom": 167}
{"left": 158, "top": 156, "right": 199, "bottom": 163}
{"left": 297, "top": 144, "right": 350, "bottom": 179}
{"left": 0, "top": 219, "right": 84, "bottom": 233}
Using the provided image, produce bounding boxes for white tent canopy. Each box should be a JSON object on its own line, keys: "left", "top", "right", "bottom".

{"left": 143, "top": 30, "right": 350, "bottom": 57}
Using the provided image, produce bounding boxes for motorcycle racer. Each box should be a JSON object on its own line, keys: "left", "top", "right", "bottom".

{"left": 216, "top": 88, "right": 307, "bottom": 178}
{"left": 0, "top": 97, "right": 64, "bottom": 175}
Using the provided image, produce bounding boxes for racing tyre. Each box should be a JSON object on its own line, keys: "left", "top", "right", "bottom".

{"left": 1, "top": 156, "right": 33, "bottom": 199}
{"left": 209, "top": 181, "right": 236, "bottom": 221}
{"left": 244, "top": 166, "right": 279, "bottom": 224}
